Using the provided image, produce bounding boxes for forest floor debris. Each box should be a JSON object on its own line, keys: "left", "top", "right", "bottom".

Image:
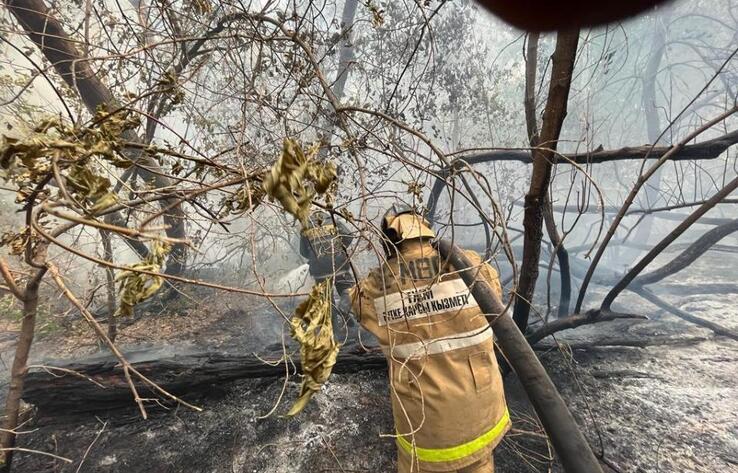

{"left": 9, "top": 327, "right": 738, "bottom": 473}
{"left": 2, "top": 254, "right": 737, "bottom": 472}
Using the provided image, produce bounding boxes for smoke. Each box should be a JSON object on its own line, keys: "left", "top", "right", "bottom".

{"left": 273, "top": 263, "right": 312, "bottom": 294}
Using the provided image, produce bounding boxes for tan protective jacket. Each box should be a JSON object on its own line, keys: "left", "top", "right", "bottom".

{"left": 350, "top": 239, "right": 510, "bottom": 471}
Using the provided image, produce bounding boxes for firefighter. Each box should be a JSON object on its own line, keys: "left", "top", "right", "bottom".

{"left": 349, "top": 204, "right": 510, "bottom": 473}
{"left": 299, "top": 209, "right": 356, "bottom": 338}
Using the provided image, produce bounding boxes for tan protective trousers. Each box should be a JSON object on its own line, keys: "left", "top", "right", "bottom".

{"left": 398, "top": 454, "right": 494, "bottom": 473}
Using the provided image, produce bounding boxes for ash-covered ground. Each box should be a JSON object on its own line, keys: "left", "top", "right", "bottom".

{"left": 5, "top": 253, "right": 738, "bottom": 473}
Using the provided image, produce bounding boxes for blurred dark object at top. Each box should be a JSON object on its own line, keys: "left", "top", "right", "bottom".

{"left": 476, "top": 0, "right": 672, "bottom": 31}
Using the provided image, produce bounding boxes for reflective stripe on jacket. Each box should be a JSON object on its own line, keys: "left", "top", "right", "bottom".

{"left": 350, "top": 239, "right": 510, "bottom": 471}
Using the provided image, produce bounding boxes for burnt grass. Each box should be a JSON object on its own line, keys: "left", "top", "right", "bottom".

{"left": 12, "top": 316, "right": 738, "bottom": 473}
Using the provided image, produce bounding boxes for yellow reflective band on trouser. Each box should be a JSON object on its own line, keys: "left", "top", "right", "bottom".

{"left": 396, "top": 409, "right": 510, "bottom": 463}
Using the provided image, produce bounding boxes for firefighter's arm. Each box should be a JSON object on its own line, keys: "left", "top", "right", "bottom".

{"left": 336, "top": 218, "right": 353, "bottom": 249}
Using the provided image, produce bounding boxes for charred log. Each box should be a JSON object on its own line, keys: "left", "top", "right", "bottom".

{"left": 22, "top": 346, "right": 386, "bottom": 415}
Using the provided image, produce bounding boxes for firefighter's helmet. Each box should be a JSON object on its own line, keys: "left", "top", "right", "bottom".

{"left": 381, "top": 203, "right": 435, "bottom": 247}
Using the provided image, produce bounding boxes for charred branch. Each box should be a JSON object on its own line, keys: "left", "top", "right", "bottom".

{"left": 455, "top": 128, "right": 738, "bottom": 165}
{"left": 633, "top": 287, "right": 738, "bottom": 341}
{"left": 543, "top": 196, "right": 572, "bottom": 318}
{"left": 601, "top": 175, "right": 738, "bottom": 311}
{"left": 527, "top": 310, "right": 647, "bottom": 345}
{"left": 0, "top": 263, "right": 46, "bottom": 472}
{"left": 636, "top": 218, "right": 738, "bottom": 285}
{"left": 426, "top": 131, "right": 738, "bottom": 226}
{"left": 513, "top": 200, "right": 738, "bottom": 223}
{"left": 576, "top": 106, "right": 738, "bottom": 313}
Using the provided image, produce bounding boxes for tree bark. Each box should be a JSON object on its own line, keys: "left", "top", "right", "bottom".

{"left": 523, "top": 32, "right": 540, "bottom": 143}
{"left": 0, "top": 269, "right": 45, "bottom": 472}
{"left": 514, "top": 29, "right": 579, "bottom": 332}
{"left": 523, "top": 34, "right": 571, "bottom": 318}
{"left": 526, "top": 309, "right": 646, "bottom": 345}
{"left": 435, "top": 239, "right": 604, "bottom": 473}
{"left": 5, "top": 0, "right": 187, "bottom": 275}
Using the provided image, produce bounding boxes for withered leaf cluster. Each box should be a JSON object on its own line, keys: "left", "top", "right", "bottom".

{"left": 223, "top": 179, "right": 265, "bottom": 215}
{"left": 116, "top": 241, "right": 171, "bottom": 318}
{"left": 0, "top": 109, "right": 137, "bottom": 212}
{"left": 262, "top": 138, "right": 337, "bottom": 226}
{"left": 286, "top": 278, "right": 339, "bottom": 417}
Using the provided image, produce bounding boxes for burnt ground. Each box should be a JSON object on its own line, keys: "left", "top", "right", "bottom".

{"left": 3, "top": 252, "right": 738, "bottom": 473}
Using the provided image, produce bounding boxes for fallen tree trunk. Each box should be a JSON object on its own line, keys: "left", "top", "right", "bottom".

{"left": 22, "top": 346, "right": 387, "bottom": 415}
{"left": 435, "top": 239, "right": 604, "bottom": 473}
{"left": 20, "top": 338, "right": 617, "bottom": 416}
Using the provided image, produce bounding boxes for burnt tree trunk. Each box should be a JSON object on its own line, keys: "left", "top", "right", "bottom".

{"left": 514, "top": 29, "right": 579, "bottom": 331}
{"left": 524, "top": 32, "right": 540, "bottom": 142}
{"left": 524, "top": 34, "right": 571, "bottom": 318}
{"left": 5, "top": 0, "right": 187, "bottom": 275}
